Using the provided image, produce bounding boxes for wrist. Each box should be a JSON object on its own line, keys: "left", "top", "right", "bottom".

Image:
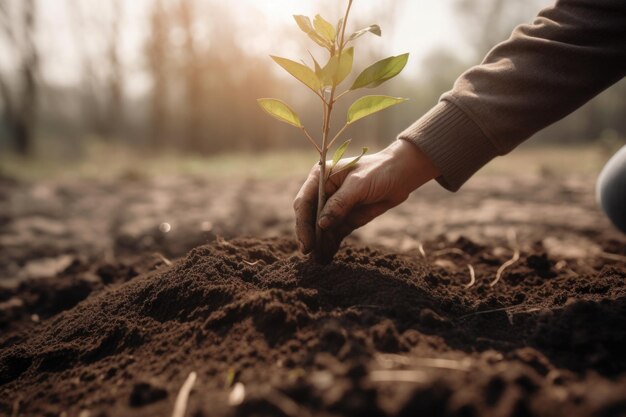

{"left": 387, "top": 139, "right": 439, "bottom": 189}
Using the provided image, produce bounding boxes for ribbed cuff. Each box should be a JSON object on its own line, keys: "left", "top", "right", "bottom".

{"left": 397, "top": 100, "right": 499, "bottom": 192}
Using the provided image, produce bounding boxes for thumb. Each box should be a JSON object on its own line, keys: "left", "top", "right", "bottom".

{"left": 318, "top": 185, "right": 359, "bottom": 230}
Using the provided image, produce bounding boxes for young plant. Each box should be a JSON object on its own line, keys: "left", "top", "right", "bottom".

{"left": 257, "top": 0, "right": 409, "bottom": 263}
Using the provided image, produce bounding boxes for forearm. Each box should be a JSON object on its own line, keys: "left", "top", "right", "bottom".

{"left": 400, "top": 0, "right": 626, "bottom": 191}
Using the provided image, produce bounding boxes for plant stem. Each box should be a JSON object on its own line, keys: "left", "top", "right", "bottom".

{"left": 301, "top": 127, "right": 321, "bottom": 153}
{"left": 333, "top": 90, "right": 350, "bottom": 103}
{"left": 327, "top": 123, "right": 348, "bottom": 150}
{"left": 314, "top": 0, "right": 353, "bottom": 263}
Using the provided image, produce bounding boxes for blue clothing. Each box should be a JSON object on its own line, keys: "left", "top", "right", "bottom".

{"left": 597, "top": 145, "right": 626, "bottom": 234}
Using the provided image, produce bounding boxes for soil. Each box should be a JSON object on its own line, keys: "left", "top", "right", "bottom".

{"left": 1, "top": 174, "right": 626, "bottom": 417}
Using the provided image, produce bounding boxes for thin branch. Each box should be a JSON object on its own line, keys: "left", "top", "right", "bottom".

{"left": 464, "top": 264, "right": 476, "bottom": 289}
{"left": 327, "top": 123, "right": 348, "bottom": 150}
{"left": 333, "top": 90, "right": 350, "bottom": 103}
{"left": 172, "top": 371, "right": 197, "bottom": 417}
{"left": 338, "top": 0, "right": 353, "bottom": 50}
{"left": 301, "top": 127, "right": 321, "bottom": 153}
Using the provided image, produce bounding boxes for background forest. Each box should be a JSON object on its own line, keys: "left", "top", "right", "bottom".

{"left": 1, "top": 0, "right": 625, "bottom": 163}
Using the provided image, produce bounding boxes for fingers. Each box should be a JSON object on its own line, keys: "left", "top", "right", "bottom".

{"left": 318, "top": 178, "right": 361, "bottom": 230}
{"left": 344, "top": 202, "right": 391, "bottom": 230}
{"left": 293, "top": 165, "right": 320, "bottom": 254}
{"left": 314, "top": 202, "right": 390, "bottom": 263}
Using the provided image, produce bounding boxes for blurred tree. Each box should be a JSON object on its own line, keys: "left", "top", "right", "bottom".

{"left": 178, "top": 0, "right": 206, "bottom": 151}
{"left": 146, "top": 0, "right": 169, "bottom": 148}
{"left": 67, "top": 0, "right": 125, "bottom": 141}
{"left": 0, "top": 0, "right": 39, "bottom": 155}
{"left": 106, "top": 0, "right": 124, "bottom": 139}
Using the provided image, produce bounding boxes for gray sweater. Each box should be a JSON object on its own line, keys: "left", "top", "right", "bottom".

{"left": 399, "top": 0, "right": 626, "bottom": 191}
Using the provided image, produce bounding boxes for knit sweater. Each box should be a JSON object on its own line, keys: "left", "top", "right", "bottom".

{"left": 398, "top": 0, "right": 626, "bottom": 191}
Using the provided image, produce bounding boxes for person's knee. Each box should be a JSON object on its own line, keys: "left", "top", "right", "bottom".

{"left": 596, "top": 145, "right": 626, "bottom": 234}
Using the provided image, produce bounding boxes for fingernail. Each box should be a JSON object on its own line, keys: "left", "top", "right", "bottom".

{"left": 319, "top": 216, "right": 331, "bottom": 229}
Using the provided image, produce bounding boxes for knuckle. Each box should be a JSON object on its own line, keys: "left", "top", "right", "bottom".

{"left": 292, "top": 196, "right": 302, "bottom": 211}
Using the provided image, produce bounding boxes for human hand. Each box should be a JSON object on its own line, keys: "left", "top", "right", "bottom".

{"left": 293, "top": 139, "right": 439, "bottom": 262}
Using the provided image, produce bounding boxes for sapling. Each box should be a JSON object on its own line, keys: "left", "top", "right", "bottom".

{"left": 257, "top": 0, "right": 409, "bottom": 263}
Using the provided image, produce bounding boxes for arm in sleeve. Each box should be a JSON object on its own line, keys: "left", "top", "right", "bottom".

{"left": 399, "top": 0, "right": 626, "bottom": 191}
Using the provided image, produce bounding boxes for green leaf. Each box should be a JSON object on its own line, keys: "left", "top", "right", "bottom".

{"left": 348, "top": 24, "right": 381, "bottom": 41}
{"left": 330, "top": 147, "right": 369, "bottom": 178}
{"left": 308, "top": 50, "right": 323, "bottom": 78}
{"left": 350, "top": 53, "right": 409, "bottom": 90}
{"left": 320, "top": 47, "right": 354, "bottom": 87}
{"left": 271, "top": 55, "right": 321, "bottom": 92}
{"left": 257, "top": 98, "right": 303, "bottom": 128}
{"left": 294, "top": 15, "right": 332, "bottom": 49}
{"left": 314, "top": 14, "right": 336, "bottom": 42}
{"left": 347, "top": 95, "right": 408, "bottom": 124}
{"left": 294, "top": 15, "right": 314, "bottom": 34}
{"left": 332, "top": 139, "right": 352, "bottom": 167}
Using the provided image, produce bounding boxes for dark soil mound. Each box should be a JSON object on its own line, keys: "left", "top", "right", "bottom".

{"left": 1, "top": 237, "right": 626, "bottom": 417}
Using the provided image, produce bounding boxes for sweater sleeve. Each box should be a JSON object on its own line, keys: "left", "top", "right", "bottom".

{"left": 398, "top": 0, "right": 626, "bottom": 191}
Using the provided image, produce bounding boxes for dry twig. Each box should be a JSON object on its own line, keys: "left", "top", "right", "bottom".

{"left": 172, "top": 371, "right": 197, "bottom": 417}
{"left": 376, "top": 353, "right": 472, "bottom": 372}
{"left": 464, "top": 264, "right": 476, "bottom": 289}
{"left": 417, "top": 241, "right": 426, "bottom": 258}
{"left": 490, "top": 230, "right": 520, "bottom": 287}
{"left": 432, "top": 248, "right": 466, "bottom": 257}
{"left": 370, "top": 369, "right": 428, "bottom": 383}
{"left": 154, "top": 252, "right": 173, "bottom": 266}
{"left": 457, "top": 303, "right": 544, "bottom": 321}
{"left": 599, "top": 251, "right": 626, "bottom": 263}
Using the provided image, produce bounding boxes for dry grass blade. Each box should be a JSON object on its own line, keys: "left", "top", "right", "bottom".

{"left": 172, "top": 371, "right": 197, "bottom": 417}
{"left": 599, "top": 251, "right": 626, "bottom": 263}
{"left": 155, "top": 252, "right": 173, "bottom": 266}
{"left": 432, "top": 248, "right": 466, "bottom": 257}
{"left": 216, "top": 236, "right": 236, "bottom": 249}
{"left": 417, "top": 241, "right": 426, "bottom": 258}
{"left": 370, "top": 369, "right": 428, "bottom": 383}
{"left": 464, "top": 264, "right": 476, "bottom": 289}
{"left": 228, "top": 382, "right": 246, "bottom": 406}
{"left": 376, "top": 353, "right": 472, "bottom": 371}
{"left": 490, "top": 230, "right": 520, "bottom": 287}
{"left": 457, "top": 303, "right": 545, "bottom": 320}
